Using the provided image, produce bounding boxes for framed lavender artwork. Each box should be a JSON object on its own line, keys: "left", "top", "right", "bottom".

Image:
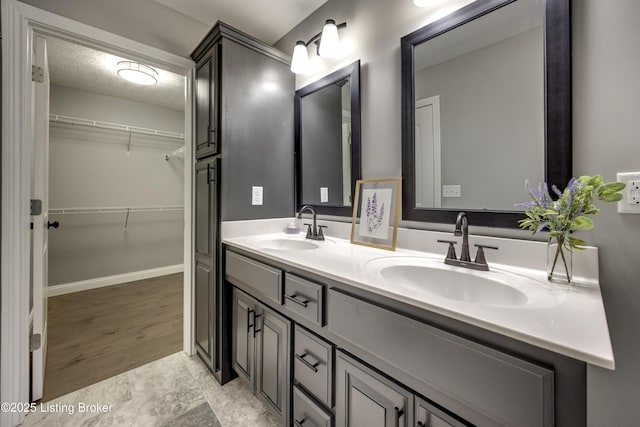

{"left": 350, "top": 178, "right": 401, "bottom": 250}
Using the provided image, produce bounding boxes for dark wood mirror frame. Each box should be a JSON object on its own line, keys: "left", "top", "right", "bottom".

{"left": 401, "top": 0, "right": 571, "bottom": 228}
{"left": 295, "top": 60, "right": 362, "bottom": 216}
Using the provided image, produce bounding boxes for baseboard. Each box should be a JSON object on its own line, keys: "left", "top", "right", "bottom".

{"left": 47, "top": 264, "right": 184, "bottom": 297}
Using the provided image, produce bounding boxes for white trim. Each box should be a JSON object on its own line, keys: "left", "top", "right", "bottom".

{"left": 184, "top": 68, "right": 195, "bottom": 356}
{"left": 415, "top": 96, "right": 442, "bottom": 208}
{"left": 1, "top": 2, "right": 195, "bottom": 423}
{"left": 47, "top": 265, "right": 185, "bottom": 297}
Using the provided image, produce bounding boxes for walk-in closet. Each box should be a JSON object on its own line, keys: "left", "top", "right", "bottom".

{"left": 38, "top": 35, "right": 187, "bottom": 401}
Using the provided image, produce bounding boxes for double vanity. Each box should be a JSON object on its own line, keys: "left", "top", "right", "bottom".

{"left": 219, "top": 219, "right": 613, "bottom": 427}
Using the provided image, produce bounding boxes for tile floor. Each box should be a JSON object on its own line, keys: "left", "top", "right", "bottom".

{"left": 22, "top": 352, "right": 280, "bottom": 427}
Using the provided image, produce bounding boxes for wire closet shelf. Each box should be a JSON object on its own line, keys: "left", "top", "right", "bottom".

{"left": 49, "top": 206, "right": 184, "bottom": 231}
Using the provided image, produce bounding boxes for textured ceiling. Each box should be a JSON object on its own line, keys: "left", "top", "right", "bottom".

{"left": 46, "top": 36, "right": 185, "bottom": 111}
{"left": 151, "top": 0, "right": 327, "bottom": 45}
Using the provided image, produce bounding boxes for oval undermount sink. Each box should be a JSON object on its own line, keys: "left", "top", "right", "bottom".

{"left": 252, "top": 237, "right": 321, "bottom": 251}
{"left": 366, "top": 256, "right": 564, "bottom": 308}
{"left": 380, "top": 264, "right": 528, "bottom": 307}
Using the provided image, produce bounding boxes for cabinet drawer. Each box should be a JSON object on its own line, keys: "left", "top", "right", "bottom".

{"left": 294, "top": 325, "right": 333, "bottom": 408}
{"left": 226, "top": 251, "right": 282, "bottom": 306}
{"left": 293, "top": 385, "right": 333, "bottom": 427}
{"left": 328, "top": 289, "right": 554, "bottom": 427}
{"left": 415, "top": 396, "right": 466, "bottom": 427}
{"left": 284, "top": 273, "right": 324, "bottom": 326}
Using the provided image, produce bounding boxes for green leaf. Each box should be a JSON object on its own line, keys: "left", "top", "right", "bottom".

{"left": 568, "top": 236, "right": 587, "bottom": 249}
{"left": 572, "top": 216, "right": 594, "bottom": 230}
{"left": 600, "top": 182, "right": 626, "bottom": 193}
{"left": 599, "top": 192, "right": 624, "bottom": 202}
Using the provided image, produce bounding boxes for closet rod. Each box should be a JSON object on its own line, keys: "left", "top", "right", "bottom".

{"left": 49, "top": 114, "right": 185, "bottom": 141}
{"left": 49, "top": 206, "right": 184, "bottom": 215}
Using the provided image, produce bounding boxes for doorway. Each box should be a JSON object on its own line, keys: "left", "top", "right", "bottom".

{"left": 33, "top": 34, "right": 187, "bottom": 401}
{"left": 1, "top": 2, "right": 195, "bottom": 424}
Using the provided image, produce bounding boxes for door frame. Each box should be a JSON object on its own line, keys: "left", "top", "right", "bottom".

{"left": 1, "top": 1, "right": 195, "bottom": 424}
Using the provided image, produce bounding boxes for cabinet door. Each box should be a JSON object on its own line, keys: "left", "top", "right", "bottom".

{"left": 195, "top": 157, "right": 218, "bottom": 260}
{"left": 232, "top": 288, "right": 256, "bottom": 384}
{"left": 255, "top": 304, "right": 291, "bottom": 426}
{"left": 336, "top": 351, "right": 412, "bottom": 427}
{"left": 195, "top": 44, "right": 218, "bottom": 158}
{"left": 195, "top": 260, "right": 213, "bottom": 360}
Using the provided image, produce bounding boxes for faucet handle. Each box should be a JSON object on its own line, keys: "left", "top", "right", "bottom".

{"left": 437, "top": 239, "right": 458, "bottom": 261}
{"left": 317, "top": 225, "right": 327, "bottom": 239}
{"left": 474, "top": 244, "right": 498, "bottom": 265}
{"left": 303, "top": 223, "right": 313, "bottom": 238}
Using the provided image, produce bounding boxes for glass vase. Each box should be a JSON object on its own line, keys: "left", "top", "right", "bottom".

{"left": 547, "top": 233, "right": 572, "bottom": 284}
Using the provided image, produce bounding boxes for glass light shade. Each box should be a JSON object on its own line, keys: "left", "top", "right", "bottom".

{"left": 117, "top": 61, "right": 158, "bottom": 85}
{"left": 291, "top": 41, "right": 310, "bottom": 74}
{"left": 319, "top": 19, "right": 341, "bottom": 58}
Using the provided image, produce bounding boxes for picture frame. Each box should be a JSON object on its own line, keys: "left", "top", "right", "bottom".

{"left": 350, "top": 178, "right": 402, "bottom": 251}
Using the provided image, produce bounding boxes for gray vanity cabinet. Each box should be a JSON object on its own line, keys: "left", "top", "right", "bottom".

{"left": 336, "top": 351, "right": 413, "bottom": 427}
{"left": 195, "top": 43, "right": 218, "bottom": 159}
{"left": 192, "top": 20, "right": 294, "bottom": 384}
{"left": 231, "top": 287, "right": 291, "bottom": 426}
{"left": 194, "top": 157, "right": 219, "bottom": 371}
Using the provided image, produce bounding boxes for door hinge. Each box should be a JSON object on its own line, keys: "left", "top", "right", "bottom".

{"left": 31, "top": 199, "right": 42, "bottom": 215}
{"left": 30, "top": 333, "right": 42, "bottom": 352}
{"left": 32, "top": 65, "right": 44, "bottom": 83}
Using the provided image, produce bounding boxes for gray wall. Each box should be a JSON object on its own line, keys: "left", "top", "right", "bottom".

{"left": 48, "top": 85, "right": 185, "bottom": 284}
{"left": 277, "top": 0, "right": 640, "bottom": 424}
{"left": 415, "top": 27, "right": 544, "bottom": 210}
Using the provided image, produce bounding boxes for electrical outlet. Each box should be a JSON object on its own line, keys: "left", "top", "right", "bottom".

{"left": 617, "top": 172, "right": 640, "bottom": 214}
{"left": 320, "top": 187, "right": 329, "bottom": 203}
{"left": 252, "top": 186, "right": 263, "bottom": 206}
{"left": 442, "top": 185, "right": 461, "bottom": 198}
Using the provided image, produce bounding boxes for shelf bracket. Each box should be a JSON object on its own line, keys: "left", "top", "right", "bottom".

{"left": 124, "top": 208, "right": 131, "bottom": 231}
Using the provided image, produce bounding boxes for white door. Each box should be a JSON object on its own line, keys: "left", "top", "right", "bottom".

{"left": 415, "top": 96, "right": 441, "bottom": 208}
{"left": 30, "top": 35, "right": 50, "bottom": 401}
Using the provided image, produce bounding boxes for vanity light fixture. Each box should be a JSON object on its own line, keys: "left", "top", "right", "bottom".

{"left": 290, "top": 19, "right": 347, "bottom": 74}
{"left": 117, "top": 61, "right": 158, "bottom": 85}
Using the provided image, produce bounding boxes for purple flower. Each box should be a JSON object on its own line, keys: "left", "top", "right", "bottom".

{"left": 377, "top": 203, "right": 385, "bottom": 225}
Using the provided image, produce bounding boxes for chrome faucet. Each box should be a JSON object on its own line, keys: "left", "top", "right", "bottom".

{"left": 454, "top": 212, "right": 471, "bottom": 262}
{"left": 437, "top": 212, "right": 498, "bottom": 271}
{"left": 297, "top": 205, "right": 326, "bottom": 241}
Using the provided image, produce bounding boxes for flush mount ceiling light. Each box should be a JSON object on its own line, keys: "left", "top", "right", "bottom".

{"left": 290, "top": 19, "right": 347, "bottom": 74}
{"left": 413, "top": 0, "right": 431, "bottom": 6}
{"left": 117, "top": 61, "right": 158, "bottom": 85}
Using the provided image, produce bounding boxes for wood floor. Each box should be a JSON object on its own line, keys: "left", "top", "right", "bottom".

{"left": 42, "top": 273, "right": 183, "bottom": 402}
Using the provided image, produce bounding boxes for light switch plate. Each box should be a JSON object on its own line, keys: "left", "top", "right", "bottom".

{"left": 617, "top": 172, "right": 640, "bottom": 214}
{"left": 320, "top": 187, "right": 329, "bottom": 203}
{"left": 442, "top": 185, "right": 461, "bottom": 198}
{"left": 252, "top": 186, "right": 263, "bottom": 206}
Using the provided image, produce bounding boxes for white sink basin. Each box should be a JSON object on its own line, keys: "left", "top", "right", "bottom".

{"left": 247, "top": 235, "right": 335, "bottom": 251}
{"left": 380, "top": 264, "right": 528, "bottom": 306}
{"left": 366, "top": 256, "right": 564, "bottom": 308}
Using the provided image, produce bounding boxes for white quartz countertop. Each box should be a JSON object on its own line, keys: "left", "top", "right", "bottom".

{"left": 222, "top": 227, "right": 615, "bottom": 370}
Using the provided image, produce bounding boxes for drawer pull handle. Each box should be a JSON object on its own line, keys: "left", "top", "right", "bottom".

{"left": 247, "top": 309, "right": 255, "bottom": 333}
{"left": 285, "top": 294, "right": 309, "bottom": 307}
{"left": 253, "top": 313, "right": 263, "bottom": 337}
{"left": 394, "top": 407, "right": 404, "bottom": 427}
{"left": 294, "top": 418, "right": 306, "bottom": 427}
{"left": 295, "top": 352, "right": 319, "bottom": 372}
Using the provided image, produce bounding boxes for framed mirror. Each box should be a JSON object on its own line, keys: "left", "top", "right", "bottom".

{"left": 295, "top": 60, "right": 361, "bottom": 216}
{"left": 401, "top": 0, "right": 571, "bottom": 228}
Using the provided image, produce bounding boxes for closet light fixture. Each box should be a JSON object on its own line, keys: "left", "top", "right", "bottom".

{"left": 290, "top": 19, "right": 347, "bottom": 74}
{"left": 117, "top": 61, "right": 158, "bottom": 85}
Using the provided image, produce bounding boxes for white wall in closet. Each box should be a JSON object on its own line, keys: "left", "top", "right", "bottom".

{"left": 48, "top": 84, "right": 185, "bottom": 286}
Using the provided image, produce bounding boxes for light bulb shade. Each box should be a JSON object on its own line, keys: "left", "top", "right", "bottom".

{"left": 117, "top": 61, "right": 158, "bottom": 85}
{"left": 290, "top": 41, "right": 310, "bottom": 74}
{"left": 319, "top": 19, "right": 341, "bottom": 58}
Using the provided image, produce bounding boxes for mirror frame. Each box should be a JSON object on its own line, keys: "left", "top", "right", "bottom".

{"left": 401, "top": 0, "right": 571, "bottom": 228}
{"left": 295, "top": 60, "right": 362, "bottom": 216}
